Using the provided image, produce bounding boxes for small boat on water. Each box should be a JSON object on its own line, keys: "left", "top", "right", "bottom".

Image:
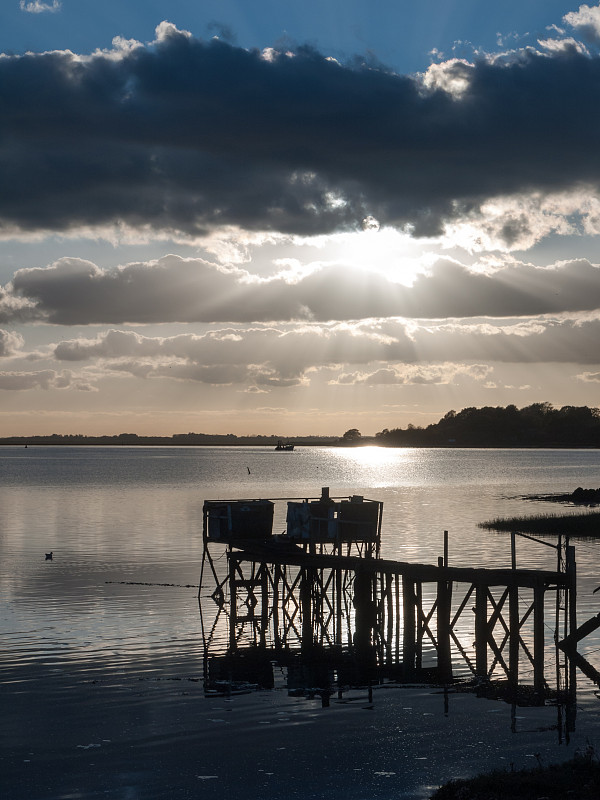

{"left": 275, "top": 440, "right": 294, "bottom": 451}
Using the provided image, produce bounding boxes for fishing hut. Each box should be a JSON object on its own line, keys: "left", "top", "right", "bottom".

{"left": 199, "top": 489, "right": 578, "bottom": 702}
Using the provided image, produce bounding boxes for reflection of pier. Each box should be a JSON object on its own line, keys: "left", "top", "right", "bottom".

{"left": 199, "top": 489, "right": 578, "bottom": 704}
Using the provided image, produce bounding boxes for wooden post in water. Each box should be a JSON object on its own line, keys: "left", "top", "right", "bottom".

{"left": 395, "top": 575, "right": 400, "bottom": 664}
{"left": 415, "top": 582, "right": 423, "bottom": 671}
{"left": 229, "top": 554, "right": 238, "bottom": 652}
{"left": 402, "top": 575, "right": 416, "bottom": 680}
{"left": 335, "top": 546, "right": 343, "bottom": 646}
{"left": 300, "top": 567, "right": 313, "bottom": 654}
{"left": 508, "top": 532, "right": 519, "bottom": 690}
{"left": 511, "top": 531, "right": 517, "bottom": 570}
{"left": 260, "top": 564, "right": 269, "bottom": 648}
{"left": 509, "top": 576, "right": 520, "bottom": 690}
{"left": 272, "top": 562, "right": 281, "bottom": 650}
{"left": 437, "top": 557, "right": 452, "bottom": 682}
{"left": 533, "top": 581, "right": 545, "bottom": 694}
{"left": 475, "top": 583, "right": 488, "bottom": 678}
{"left": 567, "top": 545, "right": 577, "bottom": 699}
{"left": 353, "top": 568, "right": 376, "bottom": 680}
{"left": 386, "top": 573, "right": 394, "bottom": 665}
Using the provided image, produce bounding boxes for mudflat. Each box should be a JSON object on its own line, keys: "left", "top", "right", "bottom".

{"left": 4, "top": 667, "right": 600, "bottom": 800}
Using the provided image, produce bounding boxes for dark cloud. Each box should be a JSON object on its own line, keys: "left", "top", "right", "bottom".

{"left": 7, "top": 254, "right": 600, "bottom": 324}
{"left": 2, "top": 26, "right": 600, "bottom": 237}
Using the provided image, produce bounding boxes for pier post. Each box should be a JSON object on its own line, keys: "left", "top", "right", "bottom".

{"left": 272, "top": 562, "right": 281, "bottom": 650}
{"left": 335, "top": 560, "right": 343, "bottom": 646}
{"left": 260, "top": 564, "right": 269, "bottom": 648}
{"left": 567, "top": 545, "right": 577, "bottom": 698}
{"left": 437, "top": 557, "right": 452, "bottom": 682}
{"left": 395, "top": 575, "right": 400, "bottom": 664}
{"left": 402, "top": 575, "right": 416, "bottom": 680}
{"left": 415, "top": 582, "right": 423, "bottom": 670}
{"left": 533, "top": 581, "right": 545, "bottom": 695}
{"left": 229, "top": 554, "right": 237, "bottom": 651}
{"left": 509, "top": 577, "right": 520, "bottom": 690}
{"left": 300, "top": 567, "right": 313, "bottom": 654}
{"left": 475, "top": 583, "right": 488, "bottom": 678}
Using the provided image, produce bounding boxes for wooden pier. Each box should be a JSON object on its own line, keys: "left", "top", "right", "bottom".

{"left": 199, "top": 489, "right": 577, "bottom": 697}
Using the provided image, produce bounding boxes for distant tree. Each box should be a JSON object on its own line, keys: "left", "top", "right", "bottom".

{"left": 342, "top": 428, "right": 362, "bottom": 442}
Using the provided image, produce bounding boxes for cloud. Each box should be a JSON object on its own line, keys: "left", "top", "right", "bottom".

{"left": 42, "top": 314, "right": 600, "bottom": 396}
{"left": 51, "top": 323, "right": 418, "bottom": 385}
{"left": 0, "top": 329, "right": 24, "bottom": 357}
{"left": 6, "top": 254, "right": 600, "bottom": 325}
{"left": 0, "top": 369, "right": 78, "bottom": 390}
{"left": 2, "top": 24, "right": 600, "bottom": 240}
{"left": 19, "top": 0, "right": 61, "bottom": 13}
{"left": 564, "top": 4, "right": 600, "bottom": 45}
{"left": 331, "top": 363, "right": 493, "bottom": 386}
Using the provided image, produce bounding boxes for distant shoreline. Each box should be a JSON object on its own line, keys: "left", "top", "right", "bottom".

{"left": 3, "top": 404, "right": 600, "bottom": 448}
{"left": 1, "top": 437, "right": 599, "bottom": 449}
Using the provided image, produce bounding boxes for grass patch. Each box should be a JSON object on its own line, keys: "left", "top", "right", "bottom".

{"left": 479, "top": 511, "right": 600, "bottom": 537}
{"left": 430, "top": 750, "right": 600, "bottom": 799}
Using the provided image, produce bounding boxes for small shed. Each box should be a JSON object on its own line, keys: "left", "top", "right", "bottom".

{"left": 203, "top": 499, "right": 274, "bottom": 542}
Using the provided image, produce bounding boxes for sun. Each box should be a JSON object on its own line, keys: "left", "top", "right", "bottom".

{"left": 299, "top": 226, "right": 434, "bottom": 288}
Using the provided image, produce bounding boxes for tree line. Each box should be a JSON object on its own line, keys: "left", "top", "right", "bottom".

{"left": 368, "top": 403, "right": 600, "bottom": 448}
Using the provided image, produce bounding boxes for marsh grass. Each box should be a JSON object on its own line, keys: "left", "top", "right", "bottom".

{"left": 479, "top": 511, "right": 600, "bottom": 537}
{"left": 430, "top": 748, "right": 600, "bottom": 799}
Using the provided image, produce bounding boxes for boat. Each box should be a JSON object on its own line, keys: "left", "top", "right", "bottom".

{"left": 275, "top": 440, "right": 294, "bottom": 451}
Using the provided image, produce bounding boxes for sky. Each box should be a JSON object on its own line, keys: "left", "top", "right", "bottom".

{"left": 2, "top": 2, "right": 600, "bottom": 437}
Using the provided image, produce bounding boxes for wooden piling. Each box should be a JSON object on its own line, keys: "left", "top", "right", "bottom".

{"left": 272, "top": 562, "right": 281, "bottom": 650}
{"left": 229, "top": 554, "right": 237, "bottom": 651}
{"left": 300, "top": 567, "right": 313, "bottom": 654}
{"left": 260, "top": 564, "right": 269, "bottom": 648}
{"left": 567, "top": 545, "right": 577, "bottom": 694}
{"left": 475, "top": 583, "right": 488, "bottom": 678}
{"left": 509, "top": 578, "right": 520, "bottom": 690}
{"left": 415, "top": 581, "right": 423, "bottom": 671}
{"left": 402, "top": 576, "right": 416, "bottom": 679}
{"left": 533, "top": 582, "right": 545, "bottom": 694}
{"left": 386, "top": 573, "right": 394, "bottom": 664}
{"left": 437, "top": 558, "right": 452, "bottom": 682}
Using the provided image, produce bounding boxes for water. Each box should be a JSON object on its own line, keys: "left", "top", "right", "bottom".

{"left": 3, "top": 446, "right": 600, "bottom": 797}
{"left": 3, "top": 446, "right": 600, "bottom": 676}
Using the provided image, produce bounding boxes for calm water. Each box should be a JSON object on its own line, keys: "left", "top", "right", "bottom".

{"left": 3, "top": 445, "right": 600, "bottom": 688}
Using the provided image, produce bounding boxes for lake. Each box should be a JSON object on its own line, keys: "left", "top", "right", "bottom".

{"left": 2, "top": 445, "right": 600, "bottom": 798}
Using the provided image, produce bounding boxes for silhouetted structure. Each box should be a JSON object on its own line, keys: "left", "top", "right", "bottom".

{"left": 199, "top": 489, "right": 586, "bottom": 725}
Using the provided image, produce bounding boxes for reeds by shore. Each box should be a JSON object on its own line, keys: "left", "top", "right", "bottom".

{"left": 479, "top": 510, "right": 600, "bottom": 537}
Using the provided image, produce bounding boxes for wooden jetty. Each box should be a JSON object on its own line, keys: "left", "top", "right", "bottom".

{"left": 199, "top": 489, "right": 577, "bottom": 697}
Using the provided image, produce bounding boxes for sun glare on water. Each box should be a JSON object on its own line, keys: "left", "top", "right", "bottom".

{"left": 329, "top": 445, "right": 417, "bottom": 487}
